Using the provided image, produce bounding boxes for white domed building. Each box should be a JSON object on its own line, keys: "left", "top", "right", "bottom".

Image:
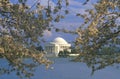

{"left": 45, "top": 37, "right": 71, "bottom": 57}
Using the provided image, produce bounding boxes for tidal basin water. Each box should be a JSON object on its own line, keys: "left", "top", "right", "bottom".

{"left": 1, "top": 57, "right": 120, "bottom": 79}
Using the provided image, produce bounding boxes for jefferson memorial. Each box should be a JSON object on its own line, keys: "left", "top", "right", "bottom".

{"left": 45, "top": 37, "right": 71, "bottom": 57}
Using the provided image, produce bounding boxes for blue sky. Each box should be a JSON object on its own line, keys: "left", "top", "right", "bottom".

{"left": 42, "top": 0, "right": 95, "bottom": 42}
{"left": 9, "top": 0, "right": 96, "bottom": 43}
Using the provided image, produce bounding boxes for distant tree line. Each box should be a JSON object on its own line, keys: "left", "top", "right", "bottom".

{"left": 58, "top": 50, "right": 70, "bottom": 57}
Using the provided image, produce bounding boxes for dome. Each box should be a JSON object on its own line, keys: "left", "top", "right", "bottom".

{"left": 53, "top": 37, "right": 68, "bottom": 44}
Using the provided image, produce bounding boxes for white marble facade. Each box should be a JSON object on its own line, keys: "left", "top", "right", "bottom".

{"left": 45, "top": 37, "right": 71, "bottom": 57}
